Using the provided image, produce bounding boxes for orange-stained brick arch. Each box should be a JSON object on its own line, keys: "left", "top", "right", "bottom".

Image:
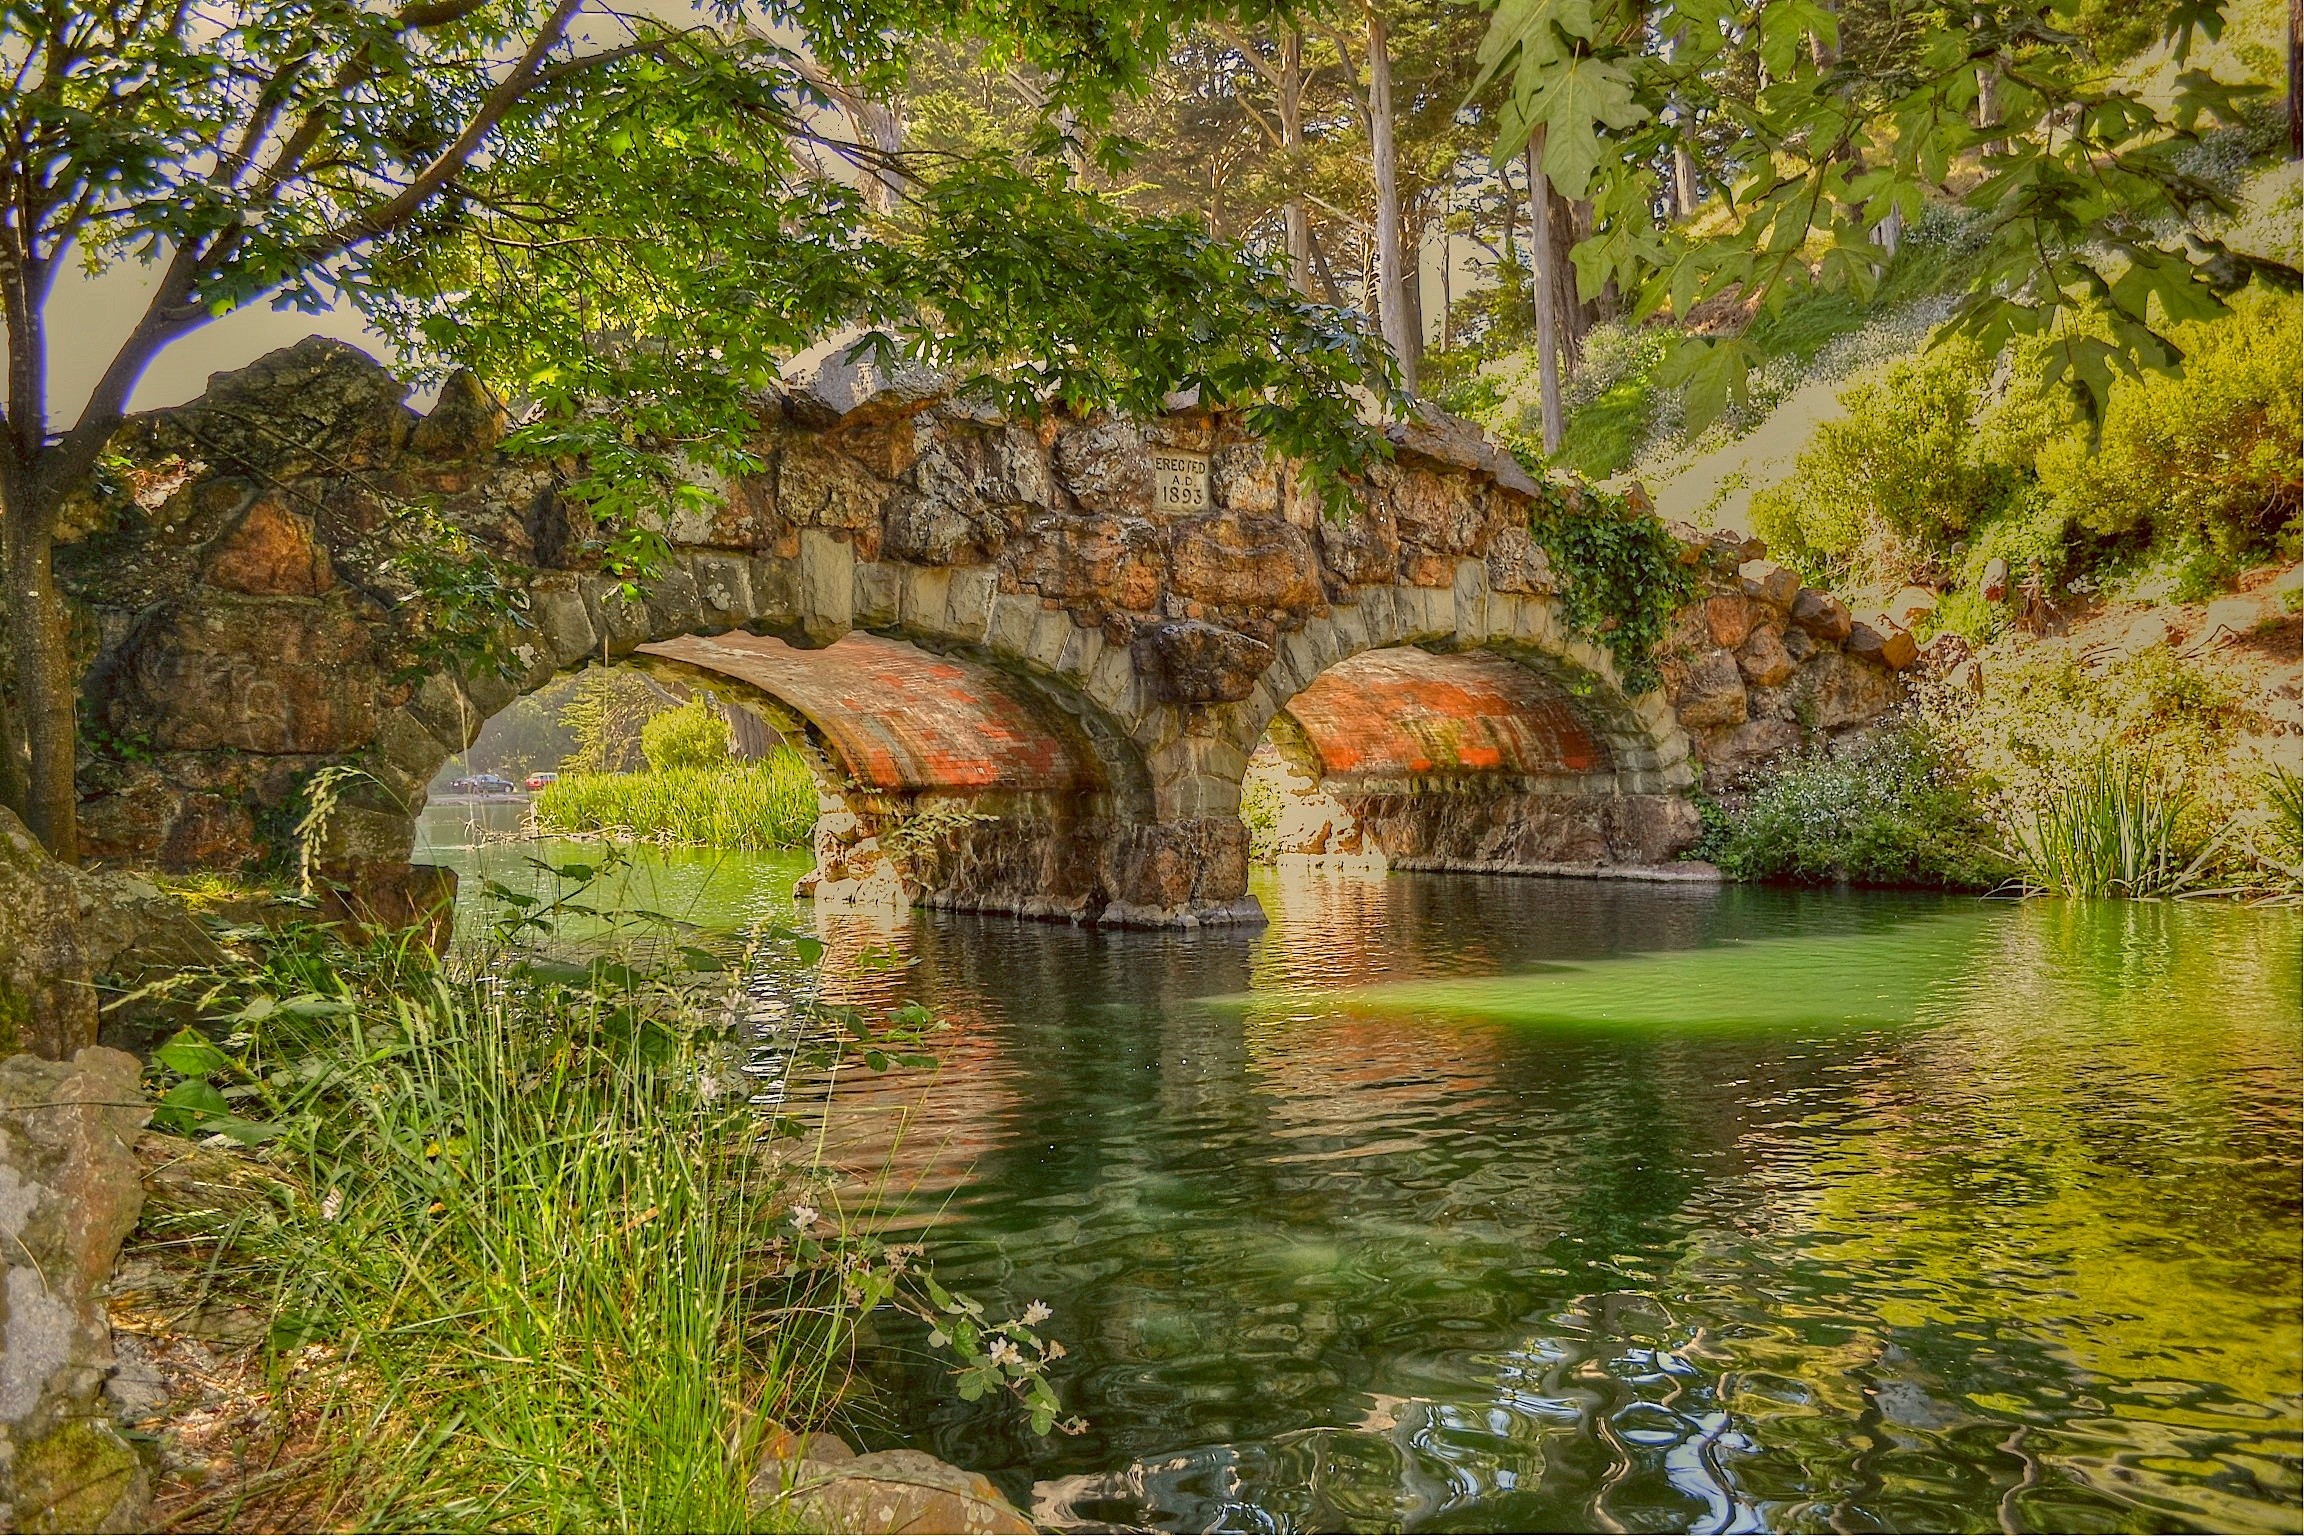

{"left": 1280, "top": 649, "right": 1606, "bottom": 782}
{"left": 639, "top": 631, "right": 1097, "bottom": 794}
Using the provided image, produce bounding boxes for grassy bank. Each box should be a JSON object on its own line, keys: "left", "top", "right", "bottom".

{"left": 534, "top": 749, "right": 818, "bottom": 850}
{"left": 125, "top": 881, "right": 1070, "bottom": 1530}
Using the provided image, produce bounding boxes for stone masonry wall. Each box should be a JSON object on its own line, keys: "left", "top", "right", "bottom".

{"left": 52, "top": 338, "right": 1911, "bottom": 926}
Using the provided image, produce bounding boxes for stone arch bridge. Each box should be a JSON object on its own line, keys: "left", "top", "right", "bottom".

{"left": 61, "top": 340, "right": 1909, "bottom": 929}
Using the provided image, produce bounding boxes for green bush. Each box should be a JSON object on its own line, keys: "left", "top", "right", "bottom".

{"left": 640, "top": 699, "right": 734, "bottom": 772}
{"left": 1750, "top": 291, "right": 2301, "bottom": 595}
{"left": 1711, "top": 724, "right": 2010, "bottom": 889}
{"left": 2036, "top": 290, "right": 2302, "bottom": 572}
{"left": 1749, "top": 338, "right": 2019, "bottom": 587}
{"left": 536, "top": 750, "right": 818, "bottom": 849}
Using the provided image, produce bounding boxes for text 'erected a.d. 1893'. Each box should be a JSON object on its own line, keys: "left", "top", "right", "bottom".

{"left": 1151, "top": 450, "right": 1210, "bottom": 512}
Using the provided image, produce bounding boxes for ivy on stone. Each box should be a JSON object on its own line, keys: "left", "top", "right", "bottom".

{"left": 1521, "top": 478, "right": 1696, "bottom": 696}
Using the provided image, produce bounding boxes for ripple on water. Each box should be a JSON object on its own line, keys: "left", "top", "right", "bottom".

{"left": 414, "top": 830, "right": 2303, "bottom": 1533}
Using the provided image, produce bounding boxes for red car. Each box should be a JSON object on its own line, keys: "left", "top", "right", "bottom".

{"left": 524, "top": 771, "right": 559, "bottom": 791}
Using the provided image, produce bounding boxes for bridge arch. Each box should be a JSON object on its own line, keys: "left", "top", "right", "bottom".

{"left": 64, "top": 340, "right": 1909, "bottom": 932}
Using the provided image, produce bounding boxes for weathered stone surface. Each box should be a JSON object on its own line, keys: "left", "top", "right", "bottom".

{"left": 1135, "top": 620, "right": 1275, "bottom": 705}
{"left": 408, "top": 370, "right": 508, "bottom": 459}
{"left": 1797, "top": 649, "right": 1903, "bottom": 730}
{"left": 1737, "top": 625, "right": 1797, "bottom": 687}
{"left": 752, "top": 1435, "right": 1031, "bottom": 1535}
{"left": 1168, "top": 512, "right": 1323, "bottom": 613}
{"left": 1695, "top": 716, "right": 1804, "bottom": 783}
{"left": 1668, "top": 648, "right": 1748, "bottom": 730}
{"left": 1704, "top": 593, "right": 1754, "bottom": 649}
{"left": 1847, "top": 621, "right": 1919, "bottom": 671}
{"left": 1053, "top": 414, "right": 1153, "bottom": 516}
{"left": 1790, "top": 588, "right": 1854, "bottom": 642}
{"left": 1483, "top": 525, "right": 1556, "bottom": 594}
{"left": 1739, "top": 559, "right": 1801, "bottom": 612}
{"left": 114, "top": 596, "right": 381, "bottom": 755}
{"left": 1005, "top": 515, "right": 1164, "bottom": 613}
{"left": 0, "top": 810, "right": 94, "bottom": 1061}
{"left": 200, "top": 495, "right": 333, "bottom": 596}
{"left": 0, "top": 1047, "right": 151, "bottom": 1534}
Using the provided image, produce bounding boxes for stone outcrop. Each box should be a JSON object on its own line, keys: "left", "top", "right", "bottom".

{"left": 0, "top": 810, "right": 95, "bottom": 1061}
{"left": 749, "top": 1423, "right": 1032, "bottom": 1535}
{"left": 1659, "top": 534, "right": 1909, "bottom": 786}
{"left": 59, "top": 339, "right": 1902, "bottom": 925}
{"left": 0, "top": 1048, "right": 152, "bottom": 1534}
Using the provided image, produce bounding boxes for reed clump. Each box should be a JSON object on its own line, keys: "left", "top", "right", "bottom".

{"left": 534, "top": 748, "right": 818, "bottom": 851}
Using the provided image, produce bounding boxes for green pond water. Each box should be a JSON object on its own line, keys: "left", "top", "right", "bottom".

{"left": 417, "top": 804, "right": 2303, "bottom": 1534}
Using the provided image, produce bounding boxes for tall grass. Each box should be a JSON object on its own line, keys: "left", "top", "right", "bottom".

{"left": 141, "top": 955, "right": 841, "bottom": 1531}
{"left": 535, "top": 749, "right": 817, "bottom": 850}
{"left": 2008, "top": 754, "right": 2213, "bottom": 898}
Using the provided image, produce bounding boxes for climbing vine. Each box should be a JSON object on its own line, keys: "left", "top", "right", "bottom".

{"left": 1520, "top": 474, "right": 1695, "bottom": 696}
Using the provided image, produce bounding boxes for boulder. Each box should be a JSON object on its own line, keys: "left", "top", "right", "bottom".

{"left": 1738, "top": 559, "right": 1801, "bottom": 612}
{"left": 1847, "top": 621, "right": 1919, "bottom": 671}
{"left": 1694, "top": 716, "right": 1804, "bottom": 783}
{"left": 1789, "top": 588, "right": 1853, "bottom": 643}
{"left": 1704, "top": 593, "right": 1754, "bottom": 649}
{"left": 1666, "top": 648, "right": 1748, "bottom": 730}
{"left": 200, "top": 495, "right": 333, "bottom": 597}
{"left": 0, "top": 1048, "right": 152, "bottom": 1534}
{"left": 1134, "top": 620, "right": 1275, "bottom": 705}
{"left": 750, "top": 1428, "right": 1031, "bottom": 1535}
{"left": 407, "top": 369, "right": 508, "bottom": 459}
{"left": 1166, "top": 512, "right": 1323, "bottom": 614}
{"left": 0, "top": 809, "right": 94, "bottom": 1061}
{"left": 1736, "top": 626, "right": 1797, "bottom": 688}
{"left": 1797, "top": 649, "right": 1903, "bottom": 730}
{"left": 1886, "top": 585, "right": 1939, "bottom": 629}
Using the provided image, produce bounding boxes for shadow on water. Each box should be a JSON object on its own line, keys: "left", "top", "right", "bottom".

{"left": 414, "top": 814, "right": 2303, "bottom": 1534}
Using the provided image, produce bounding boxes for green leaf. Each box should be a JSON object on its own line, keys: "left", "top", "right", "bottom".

{"left": 154, "top": 1028, "right": 228, "bottom": 1078}
{"left": 1520, "top": 55, "right": 1646, "bottom": 202}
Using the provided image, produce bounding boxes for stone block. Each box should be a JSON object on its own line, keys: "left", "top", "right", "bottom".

{"left": 984, "top": 593, "right": 1038, "bottom": 660}
{"left": 0, "top": 810, "right": 96, "bottom": 1060}
{"left": 1847, "top": 621, "right": 1919, "bottom": 671}
{"left": 1738, "top": 559, "right": 1801, "bottom": 611}
{"left": 1737, "top": 625, "right": 1797, "bottom": 687}
{"left": 794, "top": 527, "right": 855, "bottom": 645}
{"left": 1023, "top": 606, "right": 1073, "bottom": 670}
{"left": 1704, "top": 593, "right": 1753, "bottom": 649}
{"left": 529, "top": 578, "right": 598, "bottom": 667}
{"left": 683, "top": 551, "right": 757, "bottom": 631}
{"left": 1134, "top": 620, "right": 1274, "bottom": 705}
{"left": 852, "top": 561, "right": 893, "bottom": 626}
{"left": 1790, "top": 587, "right": 1854, "bottom": 643}
{"left": 1053, "top": 414, "right": 1153, "bottom": 516}
{"left": 1667, "top": 647, "right": 1747, "bottom": 729}
{"left": 201, "top": 494, "right": 333, "bottom": 596}
{"left": 1167, "top": 511, "right": 1323, "bottom": 614}
{"left": 898, "top": 564, "right": 953, "bottom": 634}
{"left": 944, "top": 566, "right": 998, "bottom": 639}
{"left": 118, "top": 596, "right": 382, "bottom": 755}
{"left": 0, "top": 1047, "right": 151, "bottom": 1532}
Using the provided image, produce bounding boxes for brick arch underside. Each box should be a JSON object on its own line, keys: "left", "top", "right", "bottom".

{"left": 633, "top": 631, "right": 1135, "bottom": 920}
{"left": 1259, "top": 648, "right": 1702, "bottom": 873}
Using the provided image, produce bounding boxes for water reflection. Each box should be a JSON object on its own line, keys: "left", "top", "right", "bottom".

{"left": 414, "top": 817, "right": 2302, "bottom": 1534}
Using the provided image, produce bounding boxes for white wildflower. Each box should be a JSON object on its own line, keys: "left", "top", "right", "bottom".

{"left": 790, "top": 1203, "right": 819, "bottom": 1231}
{"left": 1022, "top": 1300, "right": 1051, "bottom": 1326}
{"left": 986, "top": 1336, "right": 1021, "bottom": 1367}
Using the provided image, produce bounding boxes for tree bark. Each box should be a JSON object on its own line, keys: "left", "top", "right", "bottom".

{"left": 1523, "top": 133, "right": 1564, "bottom": 456}
{"left": 2, "top": 495, "right": 74, "bottom": 862}
{"left": 1365, "top": 4, "right": 1417, "bottom": 394}
{"left": 1280, "top": 28, "right": 1313, "bottom": 292}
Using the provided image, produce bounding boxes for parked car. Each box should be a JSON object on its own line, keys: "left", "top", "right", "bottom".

{"left": 446, "top": 773, "right": 517, "bottom": 795}
{"left": 524, "top": 771, "right": 560, "bottom": 791}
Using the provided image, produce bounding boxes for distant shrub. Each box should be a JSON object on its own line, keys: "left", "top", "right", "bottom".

{"left": 536, "top": 751, "right": 817, "bottom": 849}
{"left": 1749, "top": 339, "right": 2018, "bottom": 587}
{"left": 2035, "top": 291, "right": 2301, "bottom": 572}
{"left": 1711, "top": 723, "right": 2010, "bottom": 889}
{"left": 640, "top": 700, "right": 732, "bottom": 772}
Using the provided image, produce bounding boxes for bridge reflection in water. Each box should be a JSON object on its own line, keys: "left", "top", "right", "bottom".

{"left": 411, "top": 815, "right": 2304, "bottom": 1535}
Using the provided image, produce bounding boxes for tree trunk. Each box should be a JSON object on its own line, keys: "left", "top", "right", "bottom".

{"left": 1366, "top": 4, "right": 1417, "bottom": 394}
{"left": 2289, "top": 0, "right": 2300, "bottom": 159}
{"left": 1281, "top": 29, "right": 1314, "bottom": 292}
{"left": 1667, "top": 29, "right": 1701, "bottom": 218}
{"left": 1523, "top": 133, "right": 1564, "bottom": 456}
{"left": 2, "top": 493, "right": 76, "bottom": 862}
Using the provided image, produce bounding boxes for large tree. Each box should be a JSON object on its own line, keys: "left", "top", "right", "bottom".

{"left": 0, "top": 0, "right": 1397, "bottom": 861}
